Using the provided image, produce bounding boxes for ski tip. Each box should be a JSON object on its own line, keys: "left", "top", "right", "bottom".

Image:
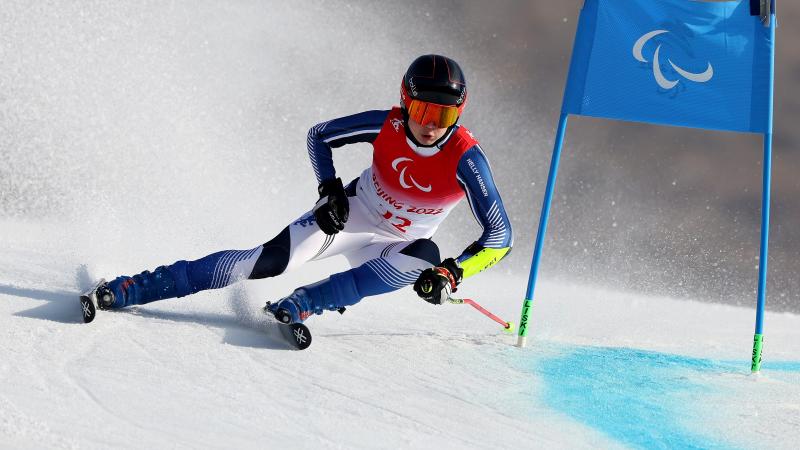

{"left": 276, "top": 321, "right": 312, "bottom": 350}
{"left": 79, "top": 295, "right": 96, "bottom": 323}
{"left": 290, "top": 323, "right": 312, "bottom": 350}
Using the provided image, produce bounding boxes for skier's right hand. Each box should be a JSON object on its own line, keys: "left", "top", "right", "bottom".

{"left": 313, "top": 178, "right": 349, "bottom": 235}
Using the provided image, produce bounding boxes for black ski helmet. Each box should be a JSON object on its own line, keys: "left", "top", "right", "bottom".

{"left": 401, "top": 54, "right": 467, "bottom": 113}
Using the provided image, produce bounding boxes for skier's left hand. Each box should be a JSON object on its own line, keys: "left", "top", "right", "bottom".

{"left": 413, "top": 258, "right": 463, "bottom": 305}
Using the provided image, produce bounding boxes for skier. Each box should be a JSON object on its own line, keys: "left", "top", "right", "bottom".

{"left": 83, "top": 54, "right": 513, "bottom": 328}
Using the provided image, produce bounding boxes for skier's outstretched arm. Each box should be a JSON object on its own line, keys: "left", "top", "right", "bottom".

{"left": 413, "top": 145, "right": 513, "bottom": 304}
{"left": 453, "top": 145, "right": 513, "bottom": 278}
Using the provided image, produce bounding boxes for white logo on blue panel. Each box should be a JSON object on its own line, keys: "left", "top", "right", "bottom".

{"left": 633, "top": 30, "right": 714, "bottom": 90}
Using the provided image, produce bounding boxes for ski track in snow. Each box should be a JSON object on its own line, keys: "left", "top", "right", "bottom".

{"left": 1, "top": 229, "right": 799, "bottom": 449}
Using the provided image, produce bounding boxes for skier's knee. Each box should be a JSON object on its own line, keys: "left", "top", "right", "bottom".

{"left": 249, "top": 227, "right": 291, "bottom": 279}
{"left": 399, "top": 238, "right": 441, "bottom": 266}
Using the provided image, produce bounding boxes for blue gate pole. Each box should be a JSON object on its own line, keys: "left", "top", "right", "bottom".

{"left": 751, "top": 17, "right": 776, "bottom": 373}
{"left": 752, "top": 132, "right": 772, "bottom": 373}
{"left": 517, "top": 113, "right": 569, "bottom": 347}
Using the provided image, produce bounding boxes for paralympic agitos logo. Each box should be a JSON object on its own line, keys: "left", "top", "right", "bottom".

{"left": 392, "top": 157, "right": 432, "bottom": 193}
{"left": 633, "top": 29, "right": 714, "bottom": 91}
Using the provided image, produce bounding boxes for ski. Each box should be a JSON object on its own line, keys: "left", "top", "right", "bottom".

{"left": 263, "top": 303, "right": 312, "bottom": 350}
{"left": 79, "top": 278, "right": 106, "bottom": 324}
{"left": 278, "top": 322, "right": 312, "bottom": 350}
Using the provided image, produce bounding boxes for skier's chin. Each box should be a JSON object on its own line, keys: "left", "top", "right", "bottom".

{"left": 418, "top": 135, "right": 438, "bottom": 145}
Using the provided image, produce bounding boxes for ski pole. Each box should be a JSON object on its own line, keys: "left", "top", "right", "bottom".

{"left": 448, "top": 298, "right": 515, "bottom": 333}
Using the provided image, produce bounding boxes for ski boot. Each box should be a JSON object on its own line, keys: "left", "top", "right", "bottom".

{"left": 264, "top": 289, "right": 314, "bottom": 324}
{"left": 80, "top": 266, "right": 175, "bottom": 323}
{"left": 263, "top": 289, "right": 315, "bottom": 350}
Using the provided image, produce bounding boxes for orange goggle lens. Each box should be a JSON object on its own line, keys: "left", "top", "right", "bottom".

{"left": 406, "top": 99, "right": 460, "bottom": 128}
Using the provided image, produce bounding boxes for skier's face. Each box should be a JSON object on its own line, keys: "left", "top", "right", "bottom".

{"left": 407, "top": 117, "right": 448, "bottom": 146}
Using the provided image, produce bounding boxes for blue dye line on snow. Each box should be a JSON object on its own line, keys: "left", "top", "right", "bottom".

{"left": 761, "top": 360, "right": 800, "bottom": 372}
{"left": 530, "top": 346, "right": 752, "bottom": 450}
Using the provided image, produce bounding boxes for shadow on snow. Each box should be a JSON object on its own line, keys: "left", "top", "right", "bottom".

{"left": 4, "top": 265, "right": 296, "bottom": 351}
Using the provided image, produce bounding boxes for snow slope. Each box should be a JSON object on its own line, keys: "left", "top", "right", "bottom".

{"left": 1, "top": 220, "right": 799, "bottom": 449}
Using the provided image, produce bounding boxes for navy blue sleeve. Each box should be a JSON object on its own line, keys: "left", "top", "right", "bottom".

{"left": 307, "top": 110, "right": 389, "bottom": 183}
{"left": 455, "top": 146, "right": 514, "bottom": 250}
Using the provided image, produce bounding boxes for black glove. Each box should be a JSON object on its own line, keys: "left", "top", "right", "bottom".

{"left": 413, "top": 258, "right": 464, "bottom": 305}
{"left": 313, "top": 178, "right": 349, "bottom": 235}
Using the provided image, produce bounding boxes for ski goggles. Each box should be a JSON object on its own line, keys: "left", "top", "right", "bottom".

{"left": 405, "top": 99, "right": 461, "bottom": 128}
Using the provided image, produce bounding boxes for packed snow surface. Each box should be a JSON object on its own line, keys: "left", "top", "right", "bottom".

{"left": 1, "top": 221, "right": 799, "bottom": 449}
